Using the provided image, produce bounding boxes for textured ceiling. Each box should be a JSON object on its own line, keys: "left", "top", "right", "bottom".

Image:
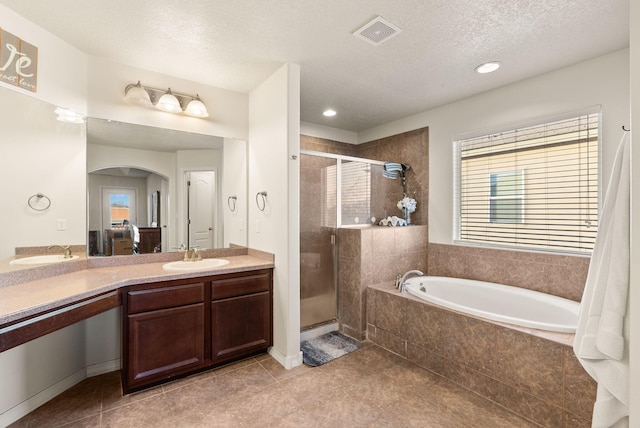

{"left": 0, "top": 0, "right": 629, "bottom": 133}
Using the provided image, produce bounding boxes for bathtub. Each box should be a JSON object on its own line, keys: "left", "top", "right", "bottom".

{"left": 404, "top": 276, "right": 579, "bottom": 333}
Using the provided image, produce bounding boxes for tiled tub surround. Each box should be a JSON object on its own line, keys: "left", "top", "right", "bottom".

{"left": 428, "top": 243, "right": 590, "bottom": 302}
{"left": 367, "top": 283, "right": 597, "bottom": 427}
{"left": 338, "top": 225, "right": 428, "bottom": 340}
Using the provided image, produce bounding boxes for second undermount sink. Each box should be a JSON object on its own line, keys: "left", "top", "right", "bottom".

{"left": 162, "top": 258, "right": 230, "bottom": 271}
{"left": 10, "top": 254, "right": 80, "bottom": 265}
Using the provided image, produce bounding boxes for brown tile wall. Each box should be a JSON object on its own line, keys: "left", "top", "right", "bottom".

{"left": 338, "top": 225, "right": 428, "bottom": 340}
{"left": 301, "top": 128, "right": 428, "bottom": 225}
{"left": 428, "top": 243, "right": 590, "bottom": 301}
{"left": 367, "top": 284, "right": 597, "bottom": 428}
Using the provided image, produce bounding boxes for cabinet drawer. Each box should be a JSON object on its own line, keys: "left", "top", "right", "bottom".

{"left": 211, "top": 272, "right": 270, "bottom": 300}
{"left": 127, "top": 282, "right": 204, "bottom": 314}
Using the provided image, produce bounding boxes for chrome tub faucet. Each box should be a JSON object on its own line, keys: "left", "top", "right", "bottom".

{"left": 396, "top": 270, "right": 424, "bottom": 292}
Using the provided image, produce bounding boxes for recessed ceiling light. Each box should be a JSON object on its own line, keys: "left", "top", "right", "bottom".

{"left": 475, "top": 61, "right": 502, "bottom": 74}
{"left": 323, "top": 109, "right": 337, "bottom": 117}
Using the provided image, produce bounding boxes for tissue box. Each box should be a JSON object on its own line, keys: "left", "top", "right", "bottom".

{"left": 112, "top": 238, "right": 133, "bottom": 255}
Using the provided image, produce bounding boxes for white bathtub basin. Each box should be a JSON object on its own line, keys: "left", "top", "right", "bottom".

{"left": 10, "top": 254, "right": 80, "bottom": 265}
{"left": 162, "top": 258, "right": 230, "bottom": 271}
{"left": 405, "top": 276, "right": 579, "bottom": 333}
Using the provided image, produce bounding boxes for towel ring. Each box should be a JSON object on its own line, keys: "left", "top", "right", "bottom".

{"left": 256, "top": 191, "right": 267, "bottom": 211}
{"left": 28, "top": 193, "right": 51, "bottom": 211}
{"left": 227, "top": 195, "right": 237, "bottom": 212}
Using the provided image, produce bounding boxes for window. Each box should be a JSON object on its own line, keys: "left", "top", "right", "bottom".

{"left": 455, "top": 112, "right": 599, "bottom": 254}
{"left": 489, "top": 170, "right": 524, "bottom": 224}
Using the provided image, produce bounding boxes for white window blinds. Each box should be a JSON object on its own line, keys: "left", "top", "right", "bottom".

{"left": 455, "top": 112, "right": 599, "bottom": 254}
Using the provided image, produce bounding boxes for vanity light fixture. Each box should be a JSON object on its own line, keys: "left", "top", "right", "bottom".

{"left": 184, "top": 95, "right": 209, "bottom": 118}
{"left": 123, "top": 81, "right": 152, "bottom": 107}
{"left": 54, "top": 107, "right": 85, "bottom": 124}
{"left": 475, "top": 61, "right": 502, "bottom": 74}
{"left": 323, "top": 109, "right": 337, "bottom": 117}
{"left": 123, "top": 81, "right": 210, "bottom": 118}
{"left": 155, "top": 88, "right": 182, "bottom": 113}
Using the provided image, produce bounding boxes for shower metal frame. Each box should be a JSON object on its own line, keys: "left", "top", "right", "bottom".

{"left": 299, "top": 150, "right": 388, "bottom": 331}
{"left": 300, "top": 149, "right": 386, "bottom": 227}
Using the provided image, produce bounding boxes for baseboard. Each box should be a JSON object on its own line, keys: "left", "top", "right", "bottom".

{"left": 268, "top": 347, "right": 303, "bottom": 369}
{"left": 86, "top": 358, "right": 121, "bottom": 377}
{"left": 0, "top": 358, "right": 121, "bottom": 427}
{"left": 0, "top": 369, "right": 86, "bottom": 427}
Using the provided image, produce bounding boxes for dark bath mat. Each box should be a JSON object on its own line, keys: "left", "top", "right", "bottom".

{"left": 301, "top": 331, "right": 361, "bottom": 367}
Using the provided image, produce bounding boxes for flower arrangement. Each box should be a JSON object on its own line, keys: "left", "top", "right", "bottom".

{"left": 397, "top": 196, "right": 417, "bottom": 213}
{"left": 397, "top": 196, "right": 417, "bottom": 225}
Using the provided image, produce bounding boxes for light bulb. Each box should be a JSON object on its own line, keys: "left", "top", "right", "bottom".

{"left": 185, "top": 95, "right": 209, "bottom": 118}
{"left": 156, "top": 89, "right": 182, "bottom": 113}
{"left": 124, "top": 81, "right": 152, "bottom": 107}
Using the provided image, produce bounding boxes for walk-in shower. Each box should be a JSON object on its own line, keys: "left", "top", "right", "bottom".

{"left": 299, "top": 150, "right": 387, "bottom": 331}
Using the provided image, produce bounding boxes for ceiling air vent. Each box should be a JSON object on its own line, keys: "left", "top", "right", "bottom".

{"left": 353, "top": 16, "right": 402, "bottom": 46}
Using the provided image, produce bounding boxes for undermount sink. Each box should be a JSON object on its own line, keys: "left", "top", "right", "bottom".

{"left": 162, "top": 258, "right": 230, "bottom": 271}
{"left": 10, "top": 254, "right": 80, "bottom": 265}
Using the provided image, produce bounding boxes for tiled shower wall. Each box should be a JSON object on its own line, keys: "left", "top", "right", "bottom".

{"left": 301, "top": 128, "right": 428, "bottom": 225}
{"left": 301, "top": 129, "right": 429, "bottom": 338}
{"left": 338, "top": 225, "right": 428, "bottom": 339}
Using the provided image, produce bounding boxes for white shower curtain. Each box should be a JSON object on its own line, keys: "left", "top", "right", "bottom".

{"left": 574, "top": 132, "right": 630, "bottom": 428}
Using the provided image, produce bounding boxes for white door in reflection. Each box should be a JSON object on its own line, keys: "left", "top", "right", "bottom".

{"left": 187, "top": 171, "right": 215, "bottom": 250}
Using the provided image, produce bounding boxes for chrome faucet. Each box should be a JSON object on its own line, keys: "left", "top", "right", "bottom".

{"left": 396, "top": 269, "right": 424, "bottom": 292}
{"left": 48, "top": 244, "right": 72, "bottom": 259}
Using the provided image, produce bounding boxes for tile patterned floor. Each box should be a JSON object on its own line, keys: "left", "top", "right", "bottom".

{"left": 10, "top": 344, "right": 538, "bottom": 427}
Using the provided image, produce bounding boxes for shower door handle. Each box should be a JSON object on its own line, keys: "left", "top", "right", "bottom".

{"left": 331, "top": 234, "right": 336, "bottom": 245}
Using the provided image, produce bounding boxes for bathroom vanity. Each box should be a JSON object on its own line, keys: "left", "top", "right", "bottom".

{"left": 0, "top": 249, "right": 274, "bottom": 395}
{"left": 122, "top": 269, "right": 272, "bottom": 393}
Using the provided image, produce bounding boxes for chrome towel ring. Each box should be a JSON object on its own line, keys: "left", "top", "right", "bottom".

{"left": 227, "top": 195, "right": 237, "bottom": 212}
{"left": 28, "top": 193, "right": 51, "bottom": 211}
{"left": 256, "top": 191, "right": 267, "bottom": 211}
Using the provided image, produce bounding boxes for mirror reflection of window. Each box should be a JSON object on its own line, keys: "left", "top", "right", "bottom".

{"left": 101, "top": 187, "right": 137, "bottom": 232}
{"left": 110, "top": 193, "right": 131, "bottom": 227}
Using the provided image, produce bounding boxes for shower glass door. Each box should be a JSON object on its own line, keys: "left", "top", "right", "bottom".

{"left": 300, "top": 153, "right": 338, "bottom": 329}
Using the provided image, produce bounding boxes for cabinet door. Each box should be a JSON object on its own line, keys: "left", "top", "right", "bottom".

{"left": 126, "top": 303, "right": 205, "bottom": 391}
{"left": 211, "top": 291, "right": 271, "bottom": 363}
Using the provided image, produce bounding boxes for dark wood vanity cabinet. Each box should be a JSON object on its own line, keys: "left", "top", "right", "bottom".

{"left": 121, "top": 269, "right": 272, "bottom": 393}
{"left": 211, "top": 271, "right": 272, "bottom": 364}
{"left": 122, "top": 280, "right": 206, "bottom": 392}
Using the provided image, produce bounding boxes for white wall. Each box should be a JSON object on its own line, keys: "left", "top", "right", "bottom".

{"left": 87, "top": 56, "right": 248, "bottom": 140}
{"left": 359, "top": 50, "right": 630, "bottom": 245}
{"left": 629, "top": 2, "right": 639, "bottom": 425}
{"left": 0, "top": 7, "right": 94, "bottom": 426}
{"left": 223, "top": 138, "right": 248, "bottom": 247}
{"left": 300, "top": 121, "right": 358, "bottom": 145}
{"left": 248, "top": 63, "right": 301, "bottom": 368}
{"left": 0, "top": 88, "right": 86, "bottom": 259}
{"left": 0, "top": 4, "right": 87, "bottom": 112}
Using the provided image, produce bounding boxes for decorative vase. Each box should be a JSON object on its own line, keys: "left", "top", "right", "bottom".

{"left": 404, "top": 208, "right": 411, "bottom": 225}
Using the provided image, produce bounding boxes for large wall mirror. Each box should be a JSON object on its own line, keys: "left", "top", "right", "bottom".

{"left": 88, "top": 118, "right": 248, "bottom": 257}
{"left": 0, "top": 85, "right": 248, "bottom": 262}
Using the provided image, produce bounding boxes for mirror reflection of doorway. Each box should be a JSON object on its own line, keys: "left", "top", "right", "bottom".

{"left": 187, "top": 171, "right": 216, "bottom": 250}
{"left": 88, "top": 167, "right": 167, "bottom": 255}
